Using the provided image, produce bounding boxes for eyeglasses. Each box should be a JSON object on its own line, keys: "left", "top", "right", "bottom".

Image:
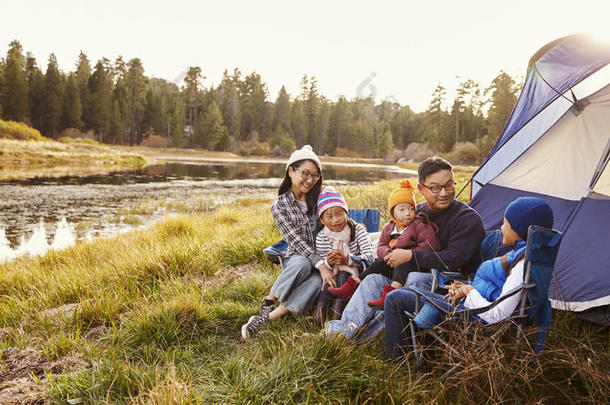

{"left": 420, "top": 180, "right": 457, "bottom": 194}
{"left": 293, "top": 168, "right": 321, "bottom": 182}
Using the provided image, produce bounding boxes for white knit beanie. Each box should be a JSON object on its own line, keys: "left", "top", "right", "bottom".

{"left": 286, "top": 145, "right": 322, "bottom": 172}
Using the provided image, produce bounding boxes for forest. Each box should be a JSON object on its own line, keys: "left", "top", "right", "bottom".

{"left": 0, "top": 40, "right": 521, "bottom": 162}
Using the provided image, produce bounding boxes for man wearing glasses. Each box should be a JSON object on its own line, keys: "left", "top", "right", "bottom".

{"left": 325, "top": 157, "right": 486, "bottom": 348}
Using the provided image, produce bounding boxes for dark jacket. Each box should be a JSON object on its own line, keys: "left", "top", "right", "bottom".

{"left": 411, "top": 199, "right": 486, "bottom": 277}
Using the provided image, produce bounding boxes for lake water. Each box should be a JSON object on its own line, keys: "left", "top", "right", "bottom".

{"left": 0, "top": 157, "right": 415, "bottom": 262}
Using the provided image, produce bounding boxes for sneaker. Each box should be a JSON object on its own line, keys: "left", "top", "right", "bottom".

{"left": 327, "top": 277, "right": 359, "bottom": 300}
{"left": 259, "top": 299, "right": 275, "bottom": 317}
{"left": 241, "top": 314, "right": 269, "bottom": 340}
{"left": 367, "top": 285, "right": 396, "bottom": 310}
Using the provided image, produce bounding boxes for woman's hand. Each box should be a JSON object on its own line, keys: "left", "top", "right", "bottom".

{"left": 384, "top": 249, "right": 412, "bottom": 267}
{"left": 319, "top": 264, "right": 337, "bottom": 290}
{"left": 327, "top": 249, "right": 348, "bottom": 266}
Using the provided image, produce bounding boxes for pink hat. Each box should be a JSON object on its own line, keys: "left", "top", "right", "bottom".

{"left": 317, "top": 186, "right": 348, "bottom": 216}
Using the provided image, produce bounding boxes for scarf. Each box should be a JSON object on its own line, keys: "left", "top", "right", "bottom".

{"left": 323, "top": 225, "right": 359, "bottom": 277}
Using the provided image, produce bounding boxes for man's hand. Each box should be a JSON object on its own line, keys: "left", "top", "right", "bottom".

{"left": 384, "top": 249, "right": 412, "bottom": 267}
{"left": 319, "top": 264, "right": 337, "bottom": 290}
{"left": 327, "top": 249, "right": 348, "bottom": 266}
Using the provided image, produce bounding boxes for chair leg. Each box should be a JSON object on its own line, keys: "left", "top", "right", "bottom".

{"left": 410, "top": 321, "right": 422, "bottom": 368}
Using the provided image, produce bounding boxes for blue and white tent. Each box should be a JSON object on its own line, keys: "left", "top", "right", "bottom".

{"left": 469, "top": 34, "right": 610, "bottom": 312}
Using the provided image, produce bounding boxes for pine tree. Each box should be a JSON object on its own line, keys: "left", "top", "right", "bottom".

{"left": 377, "top": 122, "right": 394, "bottom": 158}
{"left": 125, "top": 58, "right": 148, "bottom": 144}
{"left": 41, "top": 54, "right": 64, "bottom": 139}
{"left": 184, "top": 66, "right": 203, "bottom": 136}
{"left": 1, "top": 40, "right": 29, "bottom": 122}
{"left": 241, "top": 72, "right": 269, "bottom": 140}
{"left": 202, "top": 100, "right": 228, "bottom": 150}
{"left": 327, "top": 96, "right": 352, "bottom": 153}
{"left": 75, "top": 51, "right": 92, "bottom": 129}
{"left": 88, "top": 59, "right": 112, "bottom": 141}
{"left": 25, "top": 53, "right": 45, "bottom": 130}
{"left": 291, "top": 101, "right": 306, "bottom": 147}
{"left": 61, "top": 74, "right": 83, "bottom": 130}
{"left": 218, "top": 70, "right": 241, "bottom": 137}
{"left": 171, "top": 99, "right": 185, "bottom": 148}
{"left": 486, "top": 71, "right": 518, "bottom": 138}
{"left": 273, "top": 85, "right": 291, "bottom": 132}
{"left": 108, "top": 99, "right": 122, "bottom": 143}
{"left": 425, "top": 83, "right": 452, "bottom": 151}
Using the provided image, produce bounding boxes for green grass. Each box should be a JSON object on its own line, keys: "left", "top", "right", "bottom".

{"left": 0, "top": 181, "right": 607, "bottom": 404}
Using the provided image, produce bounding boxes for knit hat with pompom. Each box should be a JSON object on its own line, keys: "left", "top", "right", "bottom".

{"left": 388, "top": 180, "right": 416, "bottom": 223}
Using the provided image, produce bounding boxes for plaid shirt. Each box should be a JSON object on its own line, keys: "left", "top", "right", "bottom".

{"left": 271, "top": 190, "right": 323, "bottom": 266}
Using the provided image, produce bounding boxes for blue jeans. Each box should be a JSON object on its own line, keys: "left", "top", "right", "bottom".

{"left": 270, "top": 255, "right": 322, "bottom": 315}
{"left": 324, "top": 271, "right": 437, "bottom": 341}
{"left": 384, "top": 287, "right": 453, "bottom": 362}
{"left": 324, "top": 273, "right": 388, "bottom": 341}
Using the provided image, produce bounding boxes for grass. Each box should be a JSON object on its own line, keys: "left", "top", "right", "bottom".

{"left": 0, "top": 138, "right": 155, "bottom": 180}
{"left": 0, "top": 180, "right": 607, "bottom": 403}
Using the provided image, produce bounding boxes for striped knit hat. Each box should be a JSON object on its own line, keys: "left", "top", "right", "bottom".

{"left": 317, "top": 186, "right": 348, "bottom": 216}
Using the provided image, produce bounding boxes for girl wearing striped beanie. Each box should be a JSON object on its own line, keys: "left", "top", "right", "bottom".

{"left": 313, "top": 187, "right": 375, "bottom": 326}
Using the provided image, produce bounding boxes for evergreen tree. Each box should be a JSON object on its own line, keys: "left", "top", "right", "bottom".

{"left": 125, "top": 58, "right": 148, "bottom": 144}
{"left": 377, "top": 122, "right": 394, "bottom": 158}
{"left": 425, "top": 83, "right": 451, "bottom": 151}
{"left": 108, "top": 99, "right": 122, "bottom": 143}
{"left": 184, "top": 66, "right": 203, "bottom": 136}
{"left": 75, "top": 51, "right": 92, "bottom": 128}
{"left": 25, "top": 53, "right": 45, "bottom": 130}
{"left": 218, "top": 70, "right": 241, "bottom": 137}
{"left": 327, "top": 96, "right": 352, "bottom": 153}
{"left": 389, "top": 105, "right": 417, "bottom": 149}
{"left": 486, "top": 71, "right": 518, "bottom": 138}
{"left": 171, "top": 99, "right": 185, "bottom": 148}
{"left": 291, "top": 101, "right": 306, "bottom": 147}
{"left": 273, "top": 85, "right": 291, "bottom": 132}
{"left": 60, "top": 73, "right": 83, "bottom": 130}
{"left": 1, "top": 40, "right": 29, "bottom": 122}
{"left": 240, "top": 72, "right": 269, "bottom": 140}
{"left": 269, "top": 123, "right": 296, "bottom": 154}
{"left": 300, "top": 75, "right": 319, "bottom": 147}
{"left": 41, "top": 54, "right": 64, "bottom": 139}
{"left": 202, "top": 100, "right": 228, "bottom": 150}
{"left": 314, "top": 99, "right": 330, "bottom": 152}
{"left": 88, "top": 59, "right": 112, "bottom": 141}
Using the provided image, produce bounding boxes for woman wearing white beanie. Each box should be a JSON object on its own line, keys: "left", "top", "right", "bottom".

{"left": 242, "top": 145, "right": 334, "bottom": 339}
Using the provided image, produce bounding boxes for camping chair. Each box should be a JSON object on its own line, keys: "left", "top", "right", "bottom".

{"left": 406, "top": 225, "right": 562, "bottom": 374}
{"left": 263, "top": 209, "right": 380, "bottom": 267}
{"left": 430, "top": 229, "right": 502, "bottom": 293}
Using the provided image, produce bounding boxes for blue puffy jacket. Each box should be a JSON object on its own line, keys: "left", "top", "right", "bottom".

{"left": 471, "top": 240, "right": 526, "bottom": 301}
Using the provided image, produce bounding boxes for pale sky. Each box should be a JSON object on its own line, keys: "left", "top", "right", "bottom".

{"left": 2, "top": 0, "right": 609, "bottom": 112}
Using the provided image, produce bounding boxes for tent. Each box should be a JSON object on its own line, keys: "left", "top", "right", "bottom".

{"left": 468, "top": 33, "right": 610, "bottom": 313}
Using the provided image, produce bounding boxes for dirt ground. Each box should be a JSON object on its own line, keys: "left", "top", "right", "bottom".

{"left": 0, "top": 347, "right": 86, "bottom": 404}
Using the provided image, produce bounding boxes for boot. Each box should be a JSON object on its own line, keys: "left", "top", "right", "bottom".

{"left": 312, "top": 301, "right": 328, "bottom": 327}
{"left": 329, "top": 298, "right": 347, "bottom": 320}
{"left": 327, "top": 277, "right": 359, "bottom": 300}
{"left": 367, "top": 285, "right": 396, "bottom": 310}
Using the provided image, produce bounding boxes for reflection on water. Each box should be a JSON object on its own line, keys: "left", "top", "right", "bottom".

{"left": 0, "top": 159, "right": 412, "bottom": 262}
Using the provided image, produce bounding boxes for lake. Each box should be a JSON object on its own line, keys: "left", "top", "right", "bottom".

{"left": 0, "top": 157, "right": 415, "bottom": 262}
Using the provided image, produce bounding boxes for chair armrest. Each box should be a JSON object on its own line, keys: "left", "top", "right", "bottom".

{"left": 462, "top": 282, "right": 534, "bottom": 316}
{"left": 409, "top": 286, "right": 453, "bottom": 316}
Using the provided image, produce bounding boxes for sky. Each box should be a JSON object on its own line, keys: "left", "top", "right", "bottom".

{"left": 1, "top": 0, "right": 609, "bottom": 112}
